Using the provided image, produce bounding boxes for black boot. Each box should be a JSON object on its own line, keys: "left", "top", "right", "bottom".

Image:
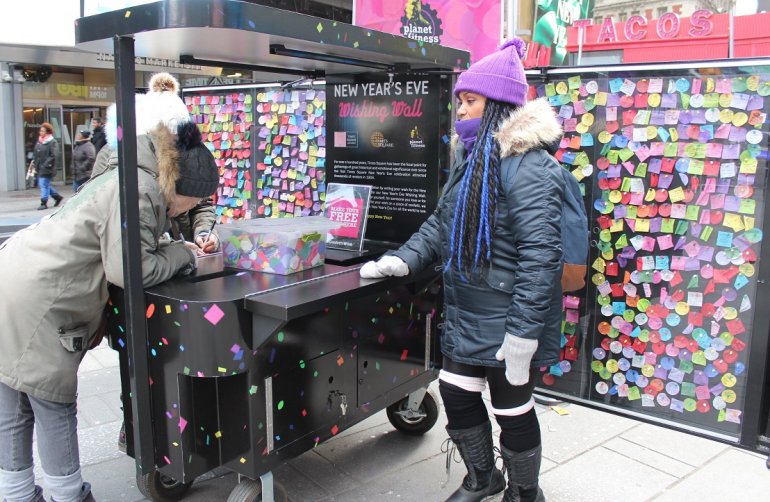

{"left": 52, "top": 193, "right": 63, "bottom": 207}
{"left": 37, "top": 198, "right": 48, "bottom": 210}
{"left": 500, "top": 444, "right": 545, "bottom": 502}
{"left": 443, "top": 421, "right": 505, "bottom": 502}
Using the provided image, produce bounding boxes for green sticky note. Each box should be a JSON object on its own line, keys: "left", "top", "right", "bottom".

{"left": 568, "top": 75, "right": 582, "bottom": 90}
{"left": 739, "top": 199, "right": 756, "bottom": 215}
{"left": 661, "top": 218, "right": 675, "bottom": 233}
{"left": 679, "top": 359, "right": 694, "bottom": 374}
{"left": 685, "top": 205, "right": 700, "bottom": 221}
{"left": 627, "top": 386, "right": 641, "bottom": 401}
{"left": 675, "top": 220, "right": 689, "bottom": 235}
{"left": 688, "top": 159, "right": 704, "bottom": 175}
{"left": 681, "top": 382, "right": 696, "bottom": 397}
{"left": 621, "top": 177, "right": 632, "bottom": 192}
{"left": 618, "top": 148, "right": 635, "bottom": 162}
{"left": 700, "top": 226, "right": 713, "bottom": 242}
{"left": 634, "top": 163, "right": 648, "bottom": 177}
{"left": 664, "top": 142, "right": 679, "bottom": 157}
{"left": 607, "top": 150, "right": 619, "bottom": 164}
{"left": 687, "top": 274, "right": 699, "bottom": 289}
{"left": 545, "top": 83, "right": 556, "bottom": 97}
{"left": 626, "top": 206, "right": 638, "bottom": 220}
{"left": 574, "top": 151, "right": 590, "bottom": 167}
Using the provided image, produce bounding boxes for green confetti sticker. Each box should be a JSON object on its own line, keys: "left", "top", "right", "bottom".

{"left": 249, "top": 385, "right": 258, "bottom": 395}
{"left": 317, "top": 22, "right": 323, "bottom": 33}
{"left": 277, "top": 331, "right": 285, "bottom": 342}
{"left": 277, "top": 400, "right": 285, "bottom": 410}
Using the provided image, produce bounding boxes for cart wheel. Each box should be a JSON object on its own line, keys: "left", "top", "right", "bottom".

{"left": 226, "top": 479, "right": 288, "bottom": 502}
{"left": 386, "top": 388, "right": 440, "bottom": 435}
{"left": 136, "top": 469, "right": 192, "bottom": 502}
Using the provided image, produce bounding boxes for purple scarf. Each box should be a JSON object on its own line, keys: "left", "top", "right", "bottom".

{"left": 455, "top": 118, "right": 482, "bottom": 152}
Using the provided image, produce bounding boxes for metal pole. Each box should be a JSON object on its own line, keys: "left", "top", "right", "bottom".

{"left": 506, "top": 0, "right": 519, "bottom": 40}
{"left": 578, "top": 26, "right": 584, "bottom": 65}
{"left": 728, "top": 3, "right": 735, "bottom": 58}
{"left": 114, "top": 34, "right": 154, "bottom": 476}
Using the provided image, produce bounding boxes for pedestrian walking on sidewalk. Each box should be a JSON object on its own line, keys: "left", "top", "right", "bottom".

{"left": 72, "top": 130, "right": 96, "bottom": 192}
{"left": 360, "top": 38, "right": 565, "bottom": 502}
{"left": 33, "top": 122, "right": 63, "bottom": 210}
{"left": 0, "top": 72, "right": 218, "bottom": 502}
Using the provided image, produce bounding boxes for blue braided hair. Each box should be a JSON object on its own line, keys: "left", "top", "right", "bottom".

{"left": 446, "top": 99, "right": 518, "bottom": 278}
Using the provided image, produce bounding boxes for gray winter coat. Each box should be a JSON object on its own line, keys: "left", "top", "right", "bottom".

{"left": 392, "top": 99, "right": 565, "bottom": 368}
{"left": 72, "top": 139, "right": 96, "bottom": 182}
{"left": 0, "top": 125, "right": 195, "bottom": 403}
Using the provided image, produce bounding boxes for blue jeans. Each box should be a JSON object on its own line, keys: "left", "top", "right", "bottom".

{"left": 0, "top": 382, "right": 85, "bottom": 501}
{"left": 38, "top": 176, "right": 59, "bottom": 201}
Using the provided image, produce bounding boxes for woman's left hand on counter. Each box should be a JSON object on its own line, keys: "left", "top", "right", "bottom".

{"left": 360, "top": 256, "right": 409, "bottom": 279}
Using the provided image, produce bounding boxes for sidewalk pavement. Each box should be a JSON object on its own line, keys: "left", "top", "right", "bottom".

{"left": 2, "top": 185, "right": 769, "bottom": 501}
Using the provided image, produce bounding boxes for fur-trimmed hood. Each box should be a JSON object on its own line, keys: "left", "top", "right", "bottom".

{"left": 452, "top": 98, "right": 562, "bottom": 158}
{"left": 91, "top": 123, "right": 180, "bottom": 204}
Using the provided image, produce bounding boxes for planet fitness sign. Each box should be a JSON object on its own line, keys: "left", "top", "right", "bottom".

{"left": 574, "top": 9, "right": 715, "bottom": 44}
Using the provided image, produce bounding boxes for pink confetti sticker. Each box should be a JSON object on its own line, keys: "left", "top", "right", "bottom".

{"left": 179, "top": 416, "right": 188, "bottom": 433}
{"left": 230, "top": 344, "right": 241, "bottom": 354}
{"left": 204, "top": 304, "right": 225, "bottom": 325}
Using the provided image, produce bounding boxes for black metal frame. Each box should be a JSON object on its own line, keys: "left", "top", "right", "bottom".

{"left": 113, "top": 35, "right": 155, "bottom": 472}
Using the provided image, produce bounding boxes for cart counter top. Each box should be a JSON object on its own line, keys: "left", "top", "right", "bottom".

{"left": 147, "top": 254, "right": 437, "bottom": 323}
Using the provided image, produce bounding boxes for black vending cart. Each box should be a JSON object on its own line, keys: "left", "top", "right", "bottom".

{"left": 74, "top": 1, "right": 468, "bottom": 500}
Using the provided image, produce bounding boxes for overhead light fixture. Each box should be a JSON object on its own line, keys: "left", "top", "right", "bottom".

{"left": 269, "top": 44, "right": 392, "bottom": 71}
{"left": 226, "top": 72, "right": 243, "bottom": 78}
{"left": 180, "top": 55, "right": 323, "bottom": 78}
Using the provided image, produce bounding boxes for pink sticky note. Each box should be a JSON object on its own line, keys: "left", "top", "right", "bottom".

{"left": 204, "top": 304, "right": 225, "bottom": 325}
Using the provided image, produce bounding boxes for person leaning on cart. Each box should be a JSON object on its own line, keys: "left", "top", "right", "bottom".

{"left": 360, "top": 39, "right": 564, "bottom": 502}
{"left": 0, "top": 72, "right": 219, "bottom": 502}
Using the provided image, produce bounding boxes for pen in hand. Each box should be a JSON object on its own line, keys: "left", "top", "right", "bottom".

{"left": 196, "top": 220, "right": 218, "bottom": 254}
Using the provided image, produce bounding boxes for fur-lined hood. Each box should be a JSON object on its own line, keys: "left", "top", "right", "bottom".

{"left": 452, "top": 98, "right": 562, "bottom": 158}
{"left": 92, "top": 124, "right": 180, "bottom": 204}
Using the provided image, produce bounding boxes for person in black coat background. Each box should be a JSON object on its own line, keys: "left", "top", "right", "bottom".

{"left": 72, "top": 130, "right": 96, "bottom": 192}
{"left": 90, "top": 117, "right": 107, "bottom": 154}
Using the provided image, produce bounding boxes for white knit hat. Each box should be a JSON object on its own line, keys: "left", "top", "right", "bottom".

{"left": 106, "top": 72, "right": 191, "bottom": 149}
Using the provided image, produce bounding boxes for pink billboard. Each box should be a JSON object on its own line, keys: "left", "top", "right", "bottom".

{"left": 354, "top": 0, "right": 502, "bottom": 63}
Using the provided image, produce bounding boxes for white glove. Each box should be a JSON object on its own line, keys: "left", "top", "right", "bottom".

{"left": 359, "top": 256, "right": 409, "bottom": 279}
{"left": 495, "top": 334, "right": 538, "bottom": 386}
{"left": 360, "top": 260, "right": 383, "bottom": 279}
{"left": 376, "top": 255, "right": 409, "bottom": 277}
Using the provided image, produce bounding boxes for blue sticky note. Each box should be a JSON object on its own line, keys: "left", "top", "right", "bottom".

{"left": 657, "top": 127, "right": 670, "bottom": 141}
{"left": 735, "top": 274, "right": 749, "bottom": 290}
{"left": 655, "top": 256, "right": 670, "bottom": 270}
{"left": 609, "top": 78, "right": 624, "bottom": 93}
{"left": 581, "top": 133, "right": 594, "bottom": 147}
{"left": 716, "top": 231, "right": 733, "bottom": 247}
{"left": 612, "top": 301, "right": 626, "bottom": 315}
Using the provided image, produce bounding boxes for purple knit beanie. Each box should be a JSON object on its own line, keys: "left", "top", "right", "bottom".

{"left": 454, "top": 38, "right": 528, "bottom": 107}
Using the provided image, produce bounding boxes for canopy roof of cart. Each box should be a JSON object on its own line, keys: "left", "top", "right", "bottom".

{"left": 74, "top": 0, "right": 470, "bottom": 80}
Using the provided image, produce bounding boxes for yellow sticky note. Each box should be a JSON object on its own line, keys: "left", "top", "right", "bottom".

{"left": 594, "top": 91, "right": 608, "bottom": 106}
{"left": 635, "top": 219, "right": 650, "bottom": 232}
{"left": 669, "top": 187, "right": 685, "bottom": 203}
{"left": 723, "top": 213, "right": 745, "bottom": 232}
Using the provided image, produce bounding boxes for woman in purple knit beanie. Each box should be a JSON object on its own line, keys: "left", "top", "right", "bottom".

{"left": 362, "top": 38, "right": 565, "bottom": 502}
